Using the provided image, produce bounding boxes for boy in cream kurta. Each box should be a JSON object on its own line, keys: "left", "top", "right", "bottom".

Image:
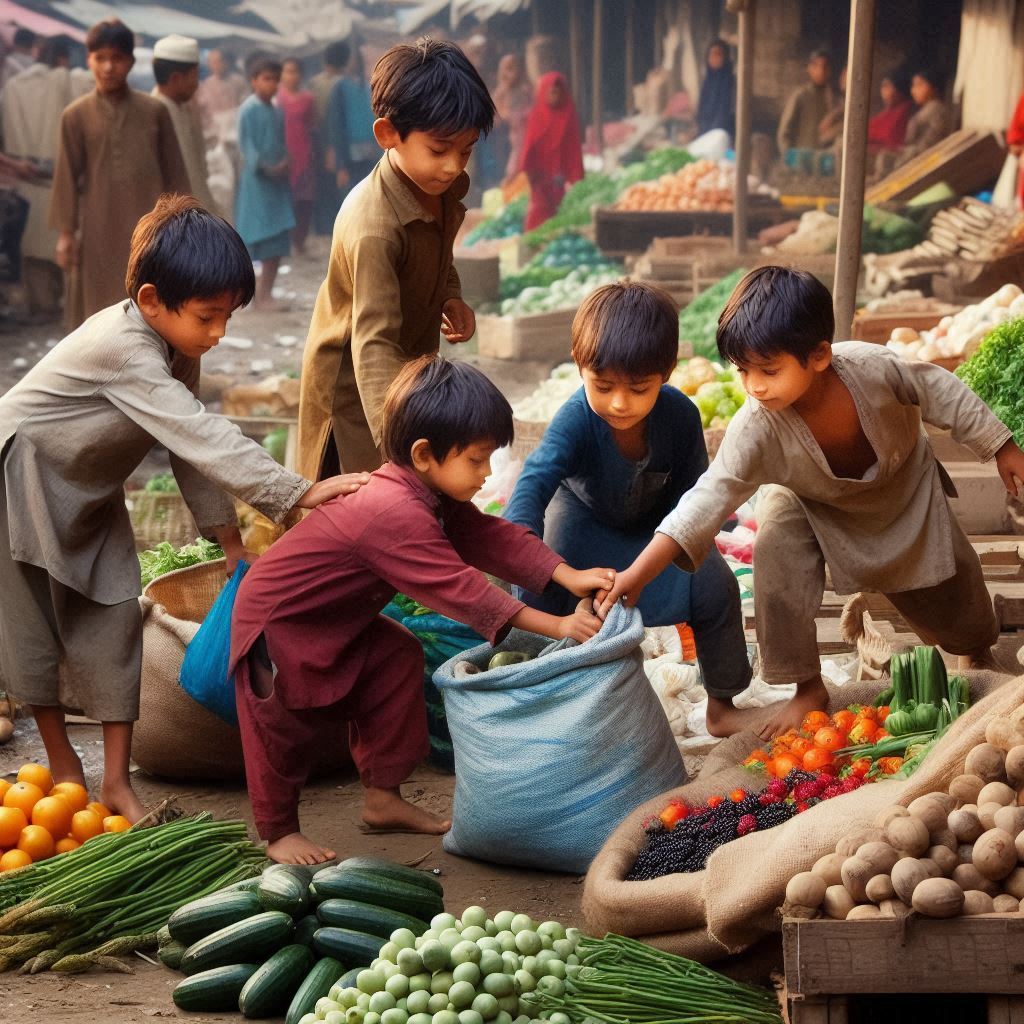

{"left": 297, "top": 39, "right": 496, "bottom": 480}
{"left": 0, "top": 195, "right": 365, "bottom": 822}
{"left": 599, "top": 267, "right": 1024, "bottom": 737}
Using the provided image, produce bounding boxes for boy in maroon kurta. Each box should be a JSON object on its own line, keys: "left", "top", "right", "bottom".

{"left": 231, "top": 356, "right": 615, "bottom": 864}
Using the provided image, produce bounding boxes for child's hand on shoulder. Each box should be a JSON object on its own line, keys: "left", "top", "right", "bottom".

{"left": 996, "top": 438, "right": 1024, "bottom": 499}
{"left": 556, "top": 599, "right": 603, "bottom": 643}
{"left": 552, "top": 563, "right": 616, "bottom": 599}
{"left": 442, "top": 298, "right": 476, "bottom": 343}
{"left": 296, "top": 472, "right": 371, "bottom": 509}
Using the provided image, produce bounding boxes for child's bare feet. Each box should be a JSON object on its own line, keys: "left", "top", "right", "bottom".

{"left": 100, "top": 778, "right": 147, "bottom": 824}
{"left": 362, "top": 787, "right": 451, "bottom": 835}
{"left": 756, "top": 674, "right": 830, "bottom": 740}
{"left": 49, "top": 749, "right": 86, "bottom": 787}
{"left": 705, "top": 695, "right": 758, "bottom": 738}
{"left": 29, "top": 705, "right": 86, "bottom": 786}
{"left": 267, "top": 832, "right": 336, "bottom": 865}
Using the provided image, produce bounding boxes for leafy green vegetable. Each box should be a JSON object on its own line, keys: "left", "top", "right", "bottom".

{"left": 139, "top": 538, "right": 224, "bottom": 587}
{"left": 464, "top": 194, "right": 527, "bottom": 245}
{"left": 144, "top": 473, "right": 179, "bottom": 494}
{"left": 956, "top": 316, "right": 1024, "bottom": 447}
{"left": 262, "top": 427, "right": 288, "bottom": 465}
{"left": 678, "top": 269, "right": 748, "bottom": 360}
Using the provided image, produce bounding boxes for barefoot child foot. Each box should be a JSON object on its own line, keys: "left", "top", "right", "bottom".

{"left": 99, "top": 722, "right": 147, "bottom": 823}
{"left": 267, "top": 832, "right": 336, "bottom": 865}
{"left": 362, "top": 787, "right": 451, "bottom": 835}
{"left": 757, "top": 673, "right": 830, "bottom": 740}
{"left": 30, "top": 706, "right": 87, "bottom": 786}
{"left": 100, "top": 777, "right": 148, "bottom": 824}
{"left": 705, "top": 695, "right": 760, "bottom": 738}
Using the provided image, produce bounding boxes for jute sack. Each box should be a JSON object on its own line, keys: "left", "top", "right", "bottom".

{"left": 133, "top": 560, "right": 352, "bottom": 781}
{"left": 582, "top": 668, "right": 1018, "bottom": 963}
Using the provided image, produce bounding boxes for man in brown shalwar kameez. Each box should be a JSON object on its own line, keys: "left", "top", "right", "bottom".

{"left": 49, "top": 18, "right": 190, "bottom": 330}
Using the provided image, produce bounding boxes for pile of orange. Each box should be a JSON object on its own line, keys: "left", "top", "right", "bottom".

{"left": 743, "top": 705, "right": 892, "bottom": 779}
{"left": 0, "top": 763, "right": 131, "bottom": 871}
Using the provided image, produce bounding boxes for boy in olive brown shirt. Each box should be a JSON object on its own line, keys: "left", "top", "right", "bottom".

{"left": 297, "top": 38, "right": 495, "bottom": 479}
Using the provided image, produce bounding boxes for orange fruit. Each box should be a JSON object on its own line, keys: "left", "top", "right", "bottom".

{"left": 49, "top": 783, "right": 89, "bottom": 813}
{"left": 17, "top": 824, "right": 54, "bottom": 861}
{"left": 772, "top": 753, "right": 800, "bottom": 778}
{"left": 54, "top": 837, "right": 80, "bottom": 855}
{"left": 0, "top": 779, "right": 11, "bottom": 802}
{"left": 789, "top": 737, "right": 813, "bottom": 758}
{"left": 31, "top": 796, "right": 74, "bottom": 839}
{"left": 800, "top": 710, "right": 831, "bottom": 734}
{"left": 102, "top": 815, "right": 132, "bottom": 834}
{"left": 70, "top": 809, "right": 104, "bottom": 844}
{"left": 813, "top": 726, "right": 848, "bottom": 753}
{"left": 0, "top": 806, "right": 27, "bottom": 847}
{"left": 3, "top": 781, "right": 45, "bottom": 817}
{"left": 803, "top": 746, "right": 835, "bottom": 771}
{"left": 0, "top": 848, "right": 31, "bottom": 871}
{"left": 86, "top": 801, "right": 112, "bottom": 819}
{"left": 831, "top": 710, "right": 856, "bottom": 733}
{"left": 17, "top": 763, "right": 54, "bottom": 793}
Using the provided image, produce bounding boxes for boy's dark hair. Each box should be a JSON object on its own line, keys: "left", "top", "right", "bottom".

{"left": 808, "top": 48, "right": 831, "bottom": 64}
{"left": 39, "top": 37, "right": 71, "bottom": 67}
{"left": 153, "top": 58, "right": 196, "bottom": 85}
{"left": 13, "top": 27, "right": 35, "bottom": 50}
{"left": 325, "top": 40, "right": 350, "bottom": 70}
{"left": 126, "top": 193, "right": 256, "bottom": 311}
{"left": 85, "top": 18, "right": 133, "bottom": 56}
{"left": 885, "top": 66, "right": 912, "bottom": 99}
{"left": 381, "top": 355, "right": 513, "bottom": 467}
{"left": 717, "top": 266, "right": 835, "bottom": 365}
{"left": 572, "top": 281, "right": 679, "bottom": 379}
{"left": 246, "top": 51, "right": 282, "bottom": 79}
{"left": 913, "top": 66, "right": 947, "bottom": 95}
{"left": 371, "top": 37, "right": 495, "bottom": 139}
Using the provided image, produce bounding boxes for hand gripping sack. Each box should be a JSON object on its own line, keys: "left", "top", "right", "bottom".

{"left": 179, "top": 561, "right": 249, "bottom": 726}
{"left": 434, "top": 601, "right": 686, "bottom": 873}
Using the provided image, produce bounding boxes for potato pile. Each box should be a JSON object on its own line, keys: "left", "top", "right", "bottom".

{"left": 784, "top": 708, "right": 1024, "bottom": 920}
{"left": 614, "top": 160, "right": 734, "bottom": 213}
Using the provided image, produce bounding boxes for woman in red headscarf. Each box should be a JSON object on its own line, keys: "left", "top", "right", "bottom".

{"left": 519, "top": 72, "right": 584, "bottom": 231}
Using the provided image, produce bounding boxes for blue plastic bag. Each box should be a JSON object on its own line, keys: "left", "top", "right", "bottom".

{"left": 434, "top": 602, "right": 686, "bottom": 873}
{"left": 179, "top": 562, "right": 249, "bottom": 726}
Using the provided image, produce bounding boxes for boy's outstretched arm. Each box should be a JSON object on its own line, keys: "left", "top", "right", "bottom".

{"left": 595, "top": 533, "right": 684, "bottom": 618}
{"left": 995, "top": 438, "right": 1024, "bottom": 497}
{"left": 509, "top": 599, "right": 603, "bottom": 643}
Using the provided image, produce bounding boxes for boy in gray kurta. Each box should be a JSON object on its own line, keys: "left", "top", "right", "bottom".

{"left": 0, "top": 195, "right": 366, "bottom": 823}
{"left": 599, "top": 267, "right": 1024, "bottom": 737}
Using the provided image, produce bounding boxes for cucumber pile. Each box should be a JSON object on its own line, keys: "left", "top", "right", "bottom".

{"left": 162, "top": 857, "right": 444, "bottom": 1021}
{"left": 299, "top": 906, "right": 581, "bottom": 1024}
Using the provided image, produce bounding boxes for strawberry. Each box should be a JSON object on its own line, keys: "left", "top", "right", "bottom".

{"left": 736, "top": 814, "right": 758, "bottom": 836}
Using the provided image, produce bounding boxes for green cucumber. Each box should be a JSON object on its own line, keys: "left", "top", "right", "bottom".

{"left": 338, "top": 966, "right": 363, "bottom": 989}
{"left": 312, "top": 926, "right": 385, "bottom": 966}
{"left": 294, "top": 914, "right": 320, "bottom": 947}
{"left": 180, "top": 911, "right": 294, "bottom": 976}
{"left": 239, "top": 944, "right": 314, "bottom": 1019}
{"left": 312, "top": 869, "right": 443, "bottom": 921}
{"left": 316, "top": 899, "right": 428, "bottom": 938}
{"left": 168, "top": 890, "right": 263, "bottom": 945}
{"left": 172, "top": 963, "right": 261, "bottom": 1011}
{"left": 335, "top": 857, "right": 444, "bottom": 897}
{"left": 259, "top": 870, "right": 310, "bottom": 917}
{"left": 212, "top": 875, "right": 264, "bottom": 897}
{"left": 263, "top": 862, "right": 334, "bottom": 886}
{"left": 285, "top": 956, "right": 345, "bottom": 1024}
{"left": 158, "top": 940, "right": 187, "bottom": 971}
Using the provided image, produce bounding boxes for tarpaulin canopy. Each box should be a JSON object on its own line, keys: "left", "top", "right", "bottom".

{"left": 0, "top": 0, "right": 85, "bottom": 42}
{"left": 395, "top": 0, "right": 530, "bottom": 35}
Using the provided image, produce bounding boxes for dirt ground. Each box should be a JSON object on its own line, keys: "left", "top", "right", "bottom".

{"left": 0, "top": 238, "right": 636, "bottom": 1023}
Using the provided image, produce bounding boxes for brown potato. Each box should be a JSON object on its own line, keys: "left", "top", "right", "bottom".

{"left": 948, "top": 774, "right": 985, "bottom": 805}
{"left": 885, "top": 815, "right": 930, "bottom": 857}
{"left": 973, "top": 828, "right": 1017, "bottom": 881}
{"left": 965, "top": 743, "right": 1007, "bottom": 784}
{"left": 912, "top": 877, "right": 965, "bottom": 918}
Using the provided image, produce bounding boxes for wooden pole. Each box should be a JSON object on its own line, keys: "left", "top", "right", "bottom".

{"left": 732, "top": 0, "right": 755, "bottom": 252}
{"left": 531, "top": 2, "right": 541, "bottom": 35}
{"left": 569, "top": 0, "right": 582, "bottom": 114}
{"left": 592, "top": 0, "right": 604, "bottom": 160}
{"left": 624, "top": 0, "right": 635, "bottom": 116}
{"left": 832, "top": 0, "right": 876, "bottom": 338}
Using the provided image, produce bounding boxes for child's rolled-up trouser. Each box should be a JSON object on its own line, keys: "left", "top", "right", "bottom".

{"left": 235, "top": 615, "right": 429, "bottom": 842}
{"left": 754, "top": 486, "right": 999, "bottom": 684}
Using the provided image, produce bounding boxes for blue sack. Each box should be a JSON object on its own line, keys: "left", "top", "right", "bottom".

{"left": 179, "top": 562, "right": 249, "bottom": 726}
{"left": 434, "top": 602, "right": 686, "bottom": 873}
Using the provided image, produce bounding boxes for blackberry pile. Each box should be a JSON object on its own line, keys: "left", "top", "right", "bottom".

{"left": 627, "top": 769, "right": 849, "bottom": 881}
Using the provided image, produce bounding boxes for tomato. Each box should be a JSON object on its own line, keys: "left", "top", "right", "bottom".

{"left": 875, "top": 728, "right": 890, "bottom": 739}
{"left": 831, "top": 709, "right": 856, "bottom": 733}
{"left": 876, "top": 706, "right": 890, "bottom": 723}
{"left": 803, "top": 747, "right": 834, "bottom": 771}
{"left": 772, "top": 753, "right": 800, "bottom": 778}
{"left": 854, "top": 705, "right": 878, "bottom": 722}
{"left": 659, "top": 803, "right": 687, "bottom": 829}
{"left": 729, "top": 789, "right": 747, "bottom": 803}
{"left": 789, "top": 737, "right": 813, "bottom": 758}
{"left": 801, "top": 710, "right": 831, "bottom": 734}
{"left": 877, "top": 757, "right": 904, "bottom": 775}
{"left": 847, "top": 720, "right": 879, "bottom": 745}
{"left": 813, "top": 727, "right": 848, "bottom": 753}
{"left": 850, "top": 757, "right": 873, "bottom": 778}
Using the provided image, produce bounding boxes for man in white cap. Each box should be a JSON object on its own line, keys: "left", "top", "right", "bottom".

{"left": 151, "top": 34, "right": 219, "bottom": 214}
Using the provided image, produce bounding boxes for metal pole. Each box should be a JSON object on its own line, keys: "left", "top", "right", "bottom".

{"left": 592, "top": 0, "right": 604, "bottom": 160}
{"left": 832, "top": 0, "right": 876, "bottom": 338}
{"left": 624, "top": 0, "right": 635, "bottom": 116}
{"left": 732, "top": 0, "right": 755, "bottom": 253}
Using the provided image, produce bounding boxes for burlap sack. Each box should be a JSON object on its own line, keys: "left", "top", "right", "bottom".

{"left": 132, "top": 560, "right": 351, "bottom": 781}
{"left": 582, "top": 669, "right": 1019, "bottom": 963}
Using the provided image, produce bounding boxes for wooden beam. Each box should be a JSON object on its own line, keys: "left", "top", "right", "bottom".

{"left": 832, "top": 0, "right": 876, "bottom": 338}
{"left": 569, "top": 0, "right": 582, "bottom": 115}
{"left": 531, "top": 1, "right": 540, "bottom": 35}
{"left": 592, "top": 0, "right": 604, "bottom": 159}
{"left": 624, "top": 0, "right": 635, "bottom": 115}
{"left": 732, "top": 0, "right": 755, "bottom": 252}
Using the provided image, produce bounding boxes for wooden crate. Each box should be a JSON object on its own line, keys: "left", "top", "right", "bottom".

{"left": 631, "top": 236, "right": 745, "bottom": 305}
{"left": 851, "top": 306, "right": 961, "bottom": 345}
{"left": 783, "top": 916, "right": 1024, "bottom": 1023}
{"left": 475, "top": 307, "right": 576, "bottom": 361}
{"left": 453, "top": 249, "right": 500, "bottom": 306}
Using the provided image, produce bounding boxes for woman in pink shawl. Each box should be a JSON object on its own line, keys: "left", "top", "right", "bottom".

{"left": 276, "top": 57, "right": 316, "bottom": 254}
{"left": 519, "top": 72, "right": 584, "bottom": 231}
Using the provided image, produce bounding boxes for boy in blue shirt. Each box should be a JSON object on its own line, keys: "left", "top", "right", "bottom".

{"left": 505, "top": 281, "right": 753, "bottom": 736}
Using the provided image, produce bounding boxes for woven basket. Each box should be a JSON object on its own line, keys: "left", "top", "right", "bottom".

{"left": 143, "top": 559, "right": 228, "bottom": 621}
{"left": 510, "top": 417, "right": 548, "bottom": 464}
{"left": 127, "top": 490, "right": 197, "bottom": 551}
